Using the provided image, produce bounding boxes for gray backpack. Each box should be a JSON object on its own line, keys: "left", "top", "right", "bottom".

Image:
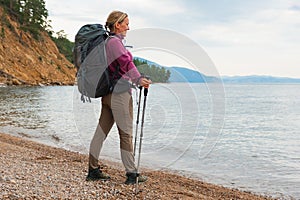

{"left": 73, "top": 24, "right": 114, "bottom": 102}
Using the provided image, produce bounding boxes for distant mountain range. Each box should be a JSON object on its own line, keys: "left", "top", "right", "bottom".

{"left": 165, "top": 67, "right": 219, "bottom": 83}
{"left": 221, "top": 75, "right": 300, "bottom": 83}
{"left": 134, "top": 57, "right": 300, "bottom": 83}
{"left": 136, "top": 57, "right": 300, "bottom": 84}
{"left": 168, "top": 67, "right": 300, "bottom": 83}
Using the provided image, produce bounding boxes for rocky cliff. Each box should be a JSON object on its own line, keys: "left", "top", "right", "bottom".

{"left": 0, "top": 7, "right": 76, "bottom": 86}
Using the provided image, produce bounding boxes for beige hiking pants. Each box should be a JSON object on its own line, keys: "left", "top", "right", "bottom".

{"left": 88, "top": 91, "right": 136, "bottom": 173}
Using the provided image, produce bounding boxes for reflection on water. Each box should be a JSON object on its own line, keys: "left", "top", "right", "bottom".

{"left": 0, "top": 86, "right": 47, "bottom": 130}
{"left": 0, "top": 86, "right": 78, "bottom": 146}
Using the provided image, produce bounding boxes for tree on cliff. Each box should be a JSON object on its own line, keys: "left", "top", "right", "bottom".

{"left": 0, "top": 0, "right": 48, "bottom": 39}
{"left": 133, "top": 58, "right": 171, "bottom": 83}
{"left": 51, "top": 30, "right": 74, "bottom": 63}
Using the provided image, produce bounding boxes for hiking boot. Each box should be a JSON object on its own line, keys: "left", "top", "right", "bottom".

{"left": 125, "top": 172, "right": 148, "bottom": 185}
{"left": 86, "top": 167, "right": 110, "bottom": 181}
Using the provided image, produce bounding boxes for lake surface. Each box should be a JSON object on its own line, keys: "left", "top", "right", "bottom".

{"left": 0, "top": 83, "right": 299, "bottom": 199}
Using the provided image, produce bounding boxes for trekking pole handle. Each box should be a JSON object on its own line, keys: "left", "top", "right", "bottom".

{"left": 143, "top": 75, "right": 150, "bottom": 96}
{"left": 144, "top": 75, "right": 150, "bottom": 80}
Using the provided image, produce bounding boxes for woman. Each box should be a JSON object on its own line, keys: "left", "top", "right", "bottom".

{"left": 86, "top": 11, "right": 151, "bottom": 185}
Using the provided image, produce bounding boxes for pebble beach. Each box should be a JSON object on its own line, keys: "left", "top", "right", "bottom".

{"left": 0, "top": 132, "right": 275, "bottom": 200}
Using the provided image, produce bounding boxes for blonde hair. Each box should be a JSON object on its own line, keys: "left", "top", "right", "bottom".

{"left": 105, "top": 11, "right": 128, "bottom": 32}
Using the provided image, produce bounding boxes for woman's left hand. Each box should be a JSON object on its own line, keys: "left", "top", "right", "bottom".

{"left": 139, "top": 78, "right": 152, "bottom": 88}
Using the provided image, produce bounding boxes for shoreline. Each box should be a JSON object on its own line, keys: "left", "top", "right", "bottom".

{"left": 0, "top": 132, "right": 274, "bottom": 199}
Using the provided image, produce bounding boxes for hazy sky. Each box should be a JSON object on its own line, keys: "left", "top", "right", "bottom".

{"left": 45, "top": 0, "right": 300, "bottom": 78}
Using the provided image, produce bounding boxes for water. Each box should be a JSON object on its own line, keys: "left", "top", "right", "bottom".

{"left": 0, "top": 84, "right": 299, "bottom": 199}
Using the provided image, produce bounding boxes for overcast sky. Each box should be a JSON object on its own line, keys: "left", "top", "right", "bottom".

{"left": 45, "top": 0, "right": 300, "bottom": 78}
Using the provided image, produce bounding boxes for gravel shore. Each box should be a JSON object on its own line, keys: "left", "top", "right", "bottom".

{"left": 0, "top": 132, "right": 274, "bottom": 200}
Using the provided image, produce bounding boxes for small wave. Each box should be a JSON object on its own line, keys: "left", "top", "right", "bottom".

{"left": 51, "top": 134, "right": 60, "bottom": 142}
{"left": 17, "top": 132, "right": 33, "bottom": 138}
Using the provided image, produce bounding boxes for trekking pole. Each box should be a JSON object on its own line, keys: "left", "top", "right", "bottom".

{"left": 133, "top": 86, "right": 143, "bottom": 157}
{"left": 135, "top": 86, "right": 149, "bottom": 194}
